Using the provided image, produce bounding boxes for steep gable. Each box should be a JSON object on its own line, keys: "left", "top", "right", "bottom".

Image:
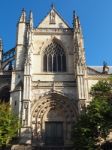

{"left": 38, "top": 7, "right": 70, "bottom": 28}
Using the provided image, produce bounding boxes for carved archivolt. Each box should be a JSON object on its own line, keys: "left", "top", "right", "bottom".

{"left": 37, "top": 37, "right": 67, "bottom": 55}
{"left": 31, "top": 92, "right": 78, "bottom": 139}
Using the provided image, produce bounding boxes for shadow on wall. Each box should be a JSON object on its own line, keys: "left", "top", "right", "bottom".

{"left": 101, "top": 141, "right": 112, "bottom": 150}
{"left": 0, "top": 86, "right": 10, "bottom": 102}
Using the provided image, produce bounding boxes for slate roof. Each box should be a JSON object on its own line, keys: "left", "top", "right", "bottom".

{"left": 87, "top": 66, "right": 112, "bottom": 75}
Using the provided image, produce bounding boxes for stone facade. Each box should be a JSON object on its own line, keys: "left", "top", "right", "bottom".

{"left": 0, "top": 6, "right": 112, "bottom": 147}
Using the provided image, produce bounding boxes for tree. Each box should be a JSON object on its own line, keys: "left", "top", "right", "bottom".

{"left": 0, "top": 102, "right": 19, "bottom": 148}
{"left": 72, "top": 80, "right": 112, "bottom": 150}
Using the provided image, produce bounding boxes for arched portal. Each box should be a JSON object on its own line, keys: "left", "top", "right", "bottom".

{"left": 31, "top": 93, "right": 78, "bottom": 146}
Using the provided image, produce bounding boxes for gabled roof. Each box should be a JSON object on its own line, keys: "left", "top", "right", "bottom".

{"left": 87, "top": 66, "right": 112, "bottom": 75}
{"left": 37, "top": 5, "right": 70, "bottom": 29}
{"left": 87, "top": 66, "right": 102, "bottom": 75}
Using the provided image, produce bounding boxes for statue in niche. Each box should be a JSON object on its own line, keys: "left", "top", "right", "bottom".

{"left": 50, "top": 11, "right": 55, "bottom": 24}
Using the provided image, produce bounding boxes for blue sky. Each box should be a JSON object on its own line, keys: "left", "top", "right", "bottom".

{"left": 0, "top": 0, "right": 112, "bottom": 65}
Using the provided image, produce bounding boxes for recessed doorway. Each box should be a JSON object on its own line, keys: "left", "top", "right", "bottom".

{"left": 45, "top": 121, "right": 64, "bottom": 146}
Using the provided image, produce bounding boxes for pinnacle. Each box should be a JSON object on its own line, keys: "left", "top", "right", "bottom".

{"left": 19, "top": 8, "right": 26, "bottom": 23}
{"left": 51, "top": 3, "right": 55, "bottom": 9}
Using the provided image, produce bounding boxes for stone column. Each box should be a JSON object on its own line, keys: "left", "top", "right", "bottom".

{"left": 20, "top": 62, "right": 32, "bottom": 144}
{"left": 76, "top": 64, "right": 88, "bottom": 112}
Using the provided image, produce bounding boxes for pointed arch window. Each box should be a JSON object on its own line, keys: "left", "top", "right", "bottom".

{"left": 43, "top": 42, "right": 66, "bottom": 72}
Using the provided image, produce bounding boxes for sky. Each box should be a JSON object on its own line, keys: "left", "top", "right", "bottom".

{"left": 0, "top": 0, "right": 112, "bottom": 66}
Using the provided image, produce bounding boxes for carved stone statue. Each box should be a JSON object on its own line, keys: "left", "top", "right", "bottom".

{"left": 50, "top": 11, "right": 55, "bottom": 24}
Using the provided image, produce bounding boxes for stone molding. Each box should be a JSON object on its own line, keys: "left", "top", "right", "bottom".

{"left": 33, "top": 28, "right": 73, "bottom": 35}
{"left": 32, "top": 81, "right": 76, "bottom": 88}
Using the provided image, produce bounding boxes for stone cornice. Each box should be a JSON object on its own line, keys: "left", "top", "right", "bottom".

{"left": 32, "top": 73, "right": 74, "bottom": 75}
{"left": 32, "top": 81, "right": 76, "bottom": 88}
{"left": 33, "top": 28, "right": 73, "bottom": 35}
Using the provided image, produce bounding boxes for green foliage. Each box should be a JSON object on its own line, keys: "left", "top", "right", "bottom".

{"left": 0, "top": 102, "right": 19, "bottom": 147}
{"left": 72, "top": 79, "right": 112, "bottom": 150}
{"left": 90, "top": 80, "right": 111, "bottom": 99}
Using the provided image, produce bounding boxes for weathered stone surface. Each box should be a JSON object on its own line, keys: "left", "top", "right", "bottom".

{"left": 11, "top": 145, "right": 32, "bottom": 150}
{"left": 0, "top": 6, "right": 112, "bottom": 147}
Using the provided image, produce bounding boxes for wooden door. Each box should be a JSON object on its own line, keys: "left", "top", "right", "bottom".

{"left": 45, "top": 122, "right": 64, "bottom": 145}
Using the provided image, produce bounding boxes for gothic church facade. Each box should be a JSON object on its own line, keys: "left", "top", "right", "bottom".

{"left": 0, "top": 6, "right": 112, "bottom": 147}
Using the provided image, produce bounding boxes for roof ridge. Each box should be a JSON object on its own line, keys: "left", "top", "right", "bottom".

{"left": 87, "top": 66, "right": 102, "bottom": 74}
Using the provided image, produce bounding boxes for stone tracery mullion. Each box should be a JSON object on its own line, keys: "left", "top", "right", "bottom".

{"left": 43, "top": 41, "right": 66, "bottom": 72}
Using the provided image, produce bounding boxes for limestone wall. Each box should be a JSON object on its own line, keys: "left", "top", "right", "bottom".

{"left": 32, "top": 33, "right": 74, "bottom": 74}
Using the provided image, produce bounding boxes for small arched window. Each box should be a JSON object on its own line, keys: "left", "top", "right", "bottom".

{"left": 43, "top": 42, "right": 66, "bottom": 72}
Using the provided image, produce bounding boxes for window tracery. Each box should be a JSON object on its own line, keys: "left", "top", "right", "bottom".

{"left": 43, "top": 42, "right": 66, "bottom": 72}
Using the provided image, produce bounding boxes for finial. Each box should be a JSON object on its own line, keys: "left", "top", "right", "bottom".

{"left": 22, "top": 8, "right": 25, "bottom": 12}
{"left": 73, "top": 10, "right": 76, "bottom": 18}
{"left": 29, "top": 10, "right": 33, "bottom": 29}
{"left": 103, "top": 61, "right": 109, "bottom": 74}
{"left": 29, "top": 10, "right": 33, "bottom": 18}
{"left": 73, "top": 10, "right": 76, "bottom": 27}
{"left": 75, "top": 16, "right": 80, "bottom": 29}
{"left": 0, "top": 38, "right": 3, "bottom": 51}
{"left": 51, "top": 3, "right": 55, "bottom": 9}
{"left": 19, "top": 8, "right": 26, "bottom": 23}
{"left": 103, "top": 61, "right": 107, "bottom": 67}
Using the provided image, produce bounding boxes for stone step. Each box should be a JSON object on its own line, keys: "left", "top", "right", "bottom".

{"left": 11, "top": 145, "right": 32, "bottom": 150}
{"left": 33, "top": 146, "right": 73, "bottom": 150}
{"left": 11, "top": 145, "right": 74, "bottom": 150}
